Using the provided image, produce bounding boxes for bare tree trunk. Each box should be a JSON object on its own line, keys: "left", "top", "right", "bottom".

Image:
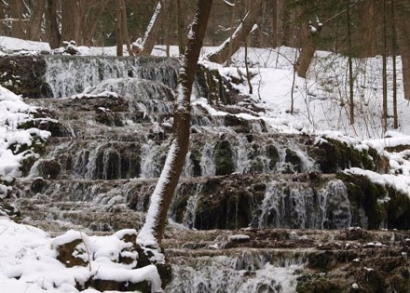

{"left": 207, "top": 0, "right": 262, "bottom": 64}
{"left": 120, "top": 0, "right": 133, "bottom": 56}
{"left": 382, "top": 0, "right": 388, "bottom": 131}
{"left": 244, "top": 37, "right": 253, "bottom": 94}
{"left": 135, "top": 0, "right": 173, "bottom": 56}
{"left": 82, "top": 1, "right": 108, "bottom": 46}
{"left": 116, "top": 0, "right": 123, "bottom": 56}
{"left": 347, "top": 1, "right": 354, "bottom": 125}
{"left": 46, "top": 0, "right": 61, "bottom": 49}
{"left": 294, "top": 20, "right": 320, "bottom": 78}
{"left": 177, "top": 0, "right": 185, "bottom": 55}
{"left": 280, "top": 0, "right": 292, "bottom": 46}
{"left": 226, "top": 0, "right": 237, "bottom": 66}
{"left": 392, "top": 0, "right": 398, "bottom": 129}
{"left": 61, "top": 0, "right": 81, "bottom": 44}
{"left": 272, "top": 0, "right": 278, "bottom": 47}
{"left": 395, "top": 1, "right": 410, "bottom": 101}
{"left": 11, "top": 0, "right": 25, "bottom": 39}
{"left": 357, "top": 0, "right": 376, "bottom": 58}
{"left": 29, "top": 0, "right": 46, "bottom": 41}
{"left": 137, "top": 0, "right": 213, "bottom": 247}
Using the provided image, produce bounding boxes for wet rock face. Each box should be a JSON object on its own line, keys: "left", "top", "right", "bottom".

{"left": 215, "top": 140, "right": 235, "bottom": 175}
{"left": 312, "top": 138, "right": 388, "bottom": 174}
{"left": 340, "top": 172, "right": 410, "bottom": 230}
{"left": 0, "top": 55, "right": 49, "bottom": 98}
{"left": 33, "top": 159, "right": 61, "bottom": 179}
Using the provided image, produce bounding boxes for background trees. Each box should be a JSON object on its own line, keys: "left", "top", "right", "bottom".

{"left": 1, "top": 0, "right": 409, "bottom": 129}
{"left": 0, "top": 0, "right": 403, "bottom": 56}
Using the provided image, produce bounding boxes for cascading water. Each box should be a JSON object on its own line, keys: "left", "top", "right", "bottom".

{"left": 139, "top": 140, "right": 168, "bottom": 179}
{"left": 166, "top": 249, "right": 306, "bottom": 293}
{"left": 257, "top": 179, "right": 351, "bottom": 229}
{"left": 181, "top": 184, "right": 203, "bottom": 228}
{"left": 44, "top": 56, "right": 179, "bottom": 98}
{"left": 317, "top": 179, "right": 351, "bottom": 229}
{"left": 8, "top": 55, "right": 390, "bottom": 293}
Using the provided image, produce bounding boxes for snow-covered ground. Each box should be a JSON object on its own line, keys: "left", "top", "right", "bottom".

{"left": 1, "top": 36, "right": 410, "bottom": 292}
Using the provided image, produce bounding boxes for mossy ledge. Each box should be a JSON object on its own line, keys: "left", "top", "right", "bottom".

{"left": 311, "top": 137, "right": 389, "bottom": 174}
{"left": 338, "top": 172, "right": 410, "bottom": 230}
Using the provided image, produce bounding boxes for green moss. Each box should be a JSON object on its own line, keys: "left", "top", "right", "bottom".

{"left": 0, "top": 56, "right": 48, "bottom": 98}
{"left": 215, "top": 140, "right": 234, "bottom": 175}
{"left": 194, "top": 177, "right": 254, "bottom": 230}
{"left": 189, "top": 147, "right": 202, "bottom": 177}
{"left": 386, "top": 187, "right": 410, "bottom": 230}
{"left": 171, "top": 182, "right": 193, "bottom": 223}
{"left": 195, "top": 64, "right": 225, "bottom": 105}
{"left": 20, "top": 155, "right": 37, "bottom": 177}
{"left": 312, "top": 138, "right": 384, "bottom": 174}
{"left": 285, "top": 148, "right": 302, "bottom": 173}
{"left": 266, "top": 143, "right": 279, "bottom": 169}
{"left": 249, "top": 158, "right": 264, "bottom": 173}
{"left": 339, "top": 171, "right": 410, "bottom": 230}
{"left": 339, "top": 173, "right": 385, "bottom": 229}
{"left": 296, "top": 275, "right": 342, "bottom": 293}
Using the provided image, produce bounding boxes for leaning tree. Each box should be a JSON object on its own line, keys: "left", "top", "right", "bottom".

{"left": 137, "top": 0, "right": 213, "bottom": 248}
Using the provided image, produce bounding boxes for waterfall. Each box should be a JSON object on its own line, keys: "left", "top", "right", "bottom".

{"left": 233, "top": 136, "right": 249, "bottom": 174}
{"left": 257, "top": 179, "right": 351, "bottom": 229}
{"left": 181, "top": 184, "right": 203, "bottom": 228}
{"left": 166, "top": 252, "right": 303, "bottom": 293}
{"left": 139, "top": 140, "right": 166, "bottom": 179}
{"left": 317, "top": 179, "right": 352, "bottom": 229}
{"left": 199, "top": 140, "right": 216, "bottom": 176}
{"left": 44, "top": 56, "right": 179, "bottom": 98}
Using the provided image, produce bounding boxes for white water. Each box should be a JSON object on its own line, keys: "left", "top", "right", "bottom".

{"left": 317, "top": 179, "right": 352, "bottom": 229}
{"left": 181, "top": 184, "right": 203, "bottom": 228}
{"left": 167, "top": 253, "right": 303, "bottom": 293}
{"left": 258, "top": 179, "right": 351, "bottom": 229}
{"left": 44, "top": 56, "right": 179, "bottom": 98}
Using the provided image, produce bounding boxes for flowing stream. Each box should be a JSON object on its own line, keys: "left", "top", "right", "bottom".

{"left": 11, "top": 55, "right": 373, "bottom": 292}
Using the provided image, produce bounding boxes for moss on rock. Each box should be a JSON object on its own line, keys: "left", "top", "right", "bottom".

{"left": 296, "top": 274, "right": 342, "bottom": 293}
{"left": 0, "top": 55, "right": 49, "bottom": 98}
{"left": 215, "top": 140, "right": 234, "bottom": 175}
{"left": 311, "top": 138, "right": 386, "bottom": 174}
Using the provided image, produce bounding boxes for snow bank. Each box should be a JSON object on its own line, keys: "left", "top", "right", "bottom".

{"left": 0, "top": 86, "right": 50, "bottom": 181}
{"left": 0, "top": 218, "right": 162, "bottom": 293}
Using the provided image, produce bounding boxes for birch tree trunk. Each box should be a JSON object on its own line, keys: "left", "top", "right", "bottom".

{"left": 134, "top": 0, "right": 173, "bottom": 56}
{"left": 206, "top": 0, "right": 261, "bottom": 64}
{"left": 137, "top": 0, "right": 213, "bottom": 248}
